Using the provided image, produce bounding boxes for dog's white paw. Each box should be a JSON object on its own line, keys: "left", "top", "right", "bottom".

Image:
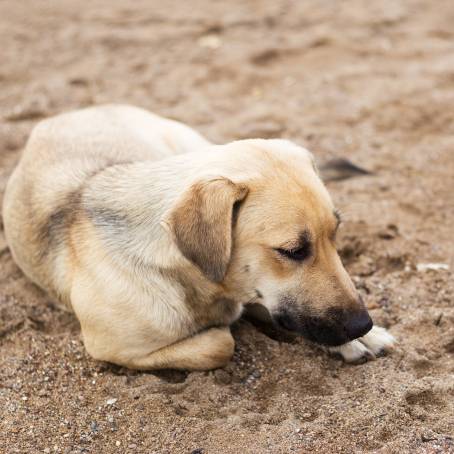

{"left": 359, "top": 325, "right": 396, "bottom": 356}
{"left": 327, "top": 326, "right": 396, "bottom": 364}
{"left": 328, "top": 339, "right": 375, "bottom": 363}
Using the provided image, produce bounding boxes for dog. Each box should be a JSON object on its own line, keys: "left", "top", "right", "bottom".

{"left": 3, "top": 104, "right": 395, "bottom": 370}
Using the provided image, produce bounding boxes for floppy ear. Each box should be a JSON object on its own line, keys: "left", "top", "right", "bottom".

{"left": 165, "top": 177, "right": 248, "bottom": 282}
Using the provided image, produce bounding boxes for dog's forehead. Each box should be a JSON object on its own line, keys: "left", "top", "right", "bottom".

{"left": 261, "top": 152, "right": 334, "bottom": 215}
{"left": 243, "top": 168, "right": 336, "bottom": 241}
{"left": 267, "top": 183, "right": 334, "bottom": 231}
{"left": 225, "top": 139, "right": 336, "bottom": 230}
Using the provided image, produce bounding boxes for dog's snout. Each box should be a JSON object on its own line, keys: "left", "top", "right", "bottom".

{"left": 343, "top": 310, "right": 373, "bottom": 340}
{"left": 271, "top": 295, "right": 374, "bottom": 346}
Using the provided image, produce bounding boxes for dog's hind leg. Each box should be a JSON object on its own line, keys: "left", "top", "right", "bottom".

{"left": 116, "top": 327, "right": 235, "bottom": 371}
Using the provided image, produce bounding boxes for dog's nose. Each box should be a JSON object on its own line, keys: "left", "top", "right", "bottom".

{"left": 344, "top": 310, "right": 373, "bottom": 340}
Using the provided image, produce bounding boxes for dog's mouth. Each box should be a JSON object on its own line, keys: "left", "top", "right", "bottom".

{"left": 272, "top": 309, "right": 373, "bottom": 346}
{"left": 272, "top": 312, "right": 347, "bottom": 346}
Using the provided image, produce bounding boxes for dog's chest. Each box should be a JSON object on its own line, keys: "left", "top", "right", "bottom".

{"left": 159, "top": 268, "right": 241, "bottom": 329}
{"left": 185, "top": 290, "right": 243, "bottom": 329}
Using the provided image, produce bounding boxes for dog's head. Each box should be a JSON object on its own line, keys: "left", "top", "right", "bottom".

{"left": 165, "top": 139, "right": 372, "bottom": 346}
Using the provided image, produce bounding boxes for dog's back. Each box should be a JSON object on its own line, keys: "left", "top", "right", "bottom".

{"left": 2, "top": 104, "right": 210, "bottom": 303}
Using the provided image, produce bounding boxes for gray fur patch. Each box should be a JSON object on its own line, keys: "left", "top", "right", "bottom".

{"left": 37, "top": 191, "right": 82, "bottom": 259}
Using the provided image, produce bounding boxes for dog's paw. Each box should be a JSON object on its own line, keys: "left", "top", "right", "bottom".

{"left": 327, "top": 326, "right": 396, "bottom": 364}
{"left": 359, "top": 325, "right": 396, "bottom": 357}
{"left": 327, "top": 339, "right": 375, "bottom": 364}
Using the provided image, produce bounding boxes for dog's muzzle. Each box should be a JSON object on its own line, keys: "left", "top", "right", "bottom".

{"left": 272, "top": 307, "right": 373, "bottom": 346}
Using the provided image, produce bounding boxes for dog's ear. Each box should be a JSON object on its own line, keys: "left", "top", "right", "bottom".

{"left": 165, "top": 177, "right": 248, "bottom": 282}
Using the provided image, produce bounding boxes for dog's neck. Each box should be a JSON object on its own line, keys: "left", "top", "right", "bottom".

{"left": 81, "top": 159, "right": 192, "bottom": 270}
{"left": 79, "top": 148, "right": 263, "bottom": 312}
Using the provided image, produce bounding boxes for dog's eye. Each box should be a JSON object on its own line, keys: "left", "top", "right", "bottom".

{"left": 276, "top": 243, "right": 312, "bottom": 262}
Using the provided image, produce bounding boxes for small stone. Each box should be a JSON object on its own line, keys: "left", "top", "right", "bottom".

{"left": 106, "top": 398, "right": 118, "bottom": 405}
{"left": 115, "top": 441, "right": 121, "bottom": 447}
{"left": 417, "top": 263, "right": 449, "bottom": 272}
{"left": 68, "top": 77, "right": 89, "bottom": 86}
{"left": 377, "top": 224, "right": 398, "bottom": 239}
{"left": 252, "top": 370, "right": 261, "bottom": 379}
{"left": 44, "top": 449, "right": 50, "bottom": 454}
{"left": 197, "top": 34, "right": 221, "bottom": 49}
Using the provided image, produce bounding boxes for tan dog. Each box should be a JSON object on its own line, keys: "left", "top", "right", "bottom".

{"left": 3, "top": 105, "right": 395, "bottom": 370}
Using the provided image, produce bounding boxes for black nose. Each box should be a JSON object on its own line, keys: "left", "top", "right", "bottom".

{"left": 344, "top": 310, "right": 373, "bottom": 340}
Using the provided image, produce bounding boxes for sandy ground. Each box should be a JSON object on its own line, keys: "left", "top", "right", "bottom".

{"left": 1, "top": 1, "right": 454, "bottom": 452}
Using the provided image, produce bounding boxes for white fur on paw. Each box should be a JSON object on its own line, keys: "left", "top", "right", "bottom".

{"left": 327, "top": 326, "right": 396, "bottom": 363}
{"left": 358, "top": 325, "right": 396, "bottom": 356}
{"left": 328, "top": 340, "right": 376, "bottom": 363}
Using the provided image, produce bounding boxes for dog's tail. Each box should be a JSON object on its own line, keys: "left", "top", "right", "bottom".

{"left": 318, "top": 158, "right": 372, "bottom": 182}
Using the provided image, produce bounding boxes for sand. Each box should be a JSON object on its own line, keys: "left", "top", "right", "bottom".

{"left": 0, "top": 1, "right": 453, "bottom": 452}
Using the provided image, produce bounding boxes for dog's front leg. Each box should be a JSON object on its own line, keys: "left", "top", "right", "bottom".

{"left": 120, "top": 327, "right": 235, "bottom": 371}
{"left": 71, "top": 269, "right": 235, "bottom": 371}
{"left": 327, "top": 326, "right": 396, "bottom": 363}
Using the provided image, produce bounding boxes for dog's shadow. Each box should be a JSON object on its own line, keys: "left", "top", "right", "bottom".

{"left": 96, "top": 360, "right": 190, "bottom": 383}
